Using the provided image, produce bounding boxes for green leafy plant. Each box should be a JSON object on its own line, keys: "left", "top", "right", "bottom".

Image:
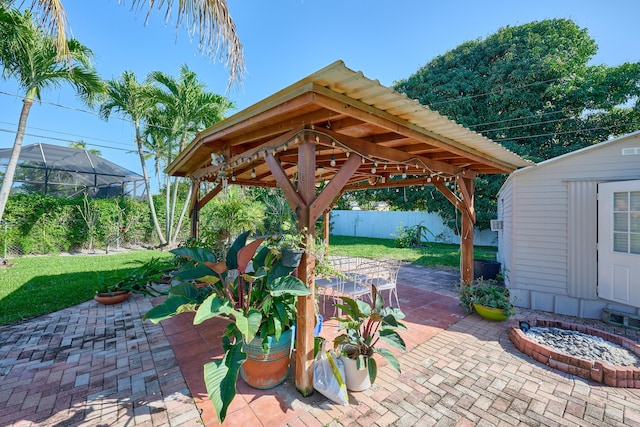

{"left": 143, "top": 231, "right": 310, "bottom": 423}
{"left": 458, "top": 280, "right": 515, "bottom": 317}
{"left": 392, "top": 222, "right": 435, "bottom": 248}
{"left": 96, "top": 256, "right": 173, "bottom": 296}
{"left": 332, "top": 286, "right": 407, "bottom": 384}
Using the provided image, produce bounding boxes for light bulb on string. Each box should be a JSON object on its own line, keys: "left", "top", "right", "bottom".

{"left": 330, "top": 153, "right": 336, "bottom": 167}
{"left": 402, "top": 168, "right": 407, "bottom": 179}
{"left": 251, "top": 168, "right": 256, "bottom": 179}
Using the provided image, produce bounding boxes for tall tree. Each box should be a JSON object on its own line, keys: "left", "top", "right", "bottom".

{"left": 389, "top": 19, "right": 640, "bottom": 230}
{"left": 0, "top": 3, "right": 103, "bottom": 222}
{"left": 147, "top": 64, "right": 233, "bottom": 244}
{"left": 9, "top": 0, "right": 245, "bottom": 87}
{"left": 99, "top": 71, "right": 167, "bottom": 245}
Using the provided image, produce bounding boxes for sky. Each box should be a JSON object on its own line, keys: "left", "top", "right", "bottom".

{"left": 1, "top": 0, "right": 639, "bottom": 194}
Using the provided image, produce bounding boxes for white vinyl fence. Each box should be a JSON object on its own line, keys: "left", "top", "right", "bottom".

{"left": 330, "top": 210, "right": 498, "bottom": 247}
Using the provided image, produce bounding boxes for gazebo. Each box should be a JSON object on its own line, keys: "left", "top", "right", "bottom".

{"left": 166, "top": 61, "right": 532, "bottom": 395}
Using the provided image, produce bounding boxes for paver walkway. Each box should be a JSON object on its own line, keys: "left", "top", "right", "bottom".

{"left": 2, "top": 264, "right": 640, "bottom": 426}
{"left": 0, "top": 292, "right": 201, "bottom": 426}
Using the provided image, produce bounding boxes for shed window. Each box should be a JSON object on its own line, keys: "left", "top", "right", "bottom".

{"left": 613, "top": 191, "right": 640, "bottom": 254}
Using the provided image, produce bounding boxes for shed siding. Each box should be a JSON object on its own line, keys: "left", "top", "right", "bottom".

{"left": 511, "top": 169, "right": 569, "bottom": 293}
{"left": 497, "top": 179, "right": 513, "bottom": 281}
{"left": 499, "top": 132, "right": 640, "bottom": 319}
{"left": 567, "top": 181, "right": 598, "bottom": 299}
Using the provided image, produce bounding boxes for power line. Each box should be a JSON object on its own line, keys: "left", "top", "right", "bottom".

{"left": 426, "top": 77, "right": 564, "bottom": 107}
{"left": 493, "top": 120, "right": 640, "bottom": 143}
{"left": 0, "top": 90, "right": 175, "bottom": 132}
{"left": 468, "top": 107, "right": 588, "bottom": 130}
{"left": 0, "top": 127, "right": 134, "bottom": 152}
{"left": 0, "top": 121, "right": 133, "bottom": 148}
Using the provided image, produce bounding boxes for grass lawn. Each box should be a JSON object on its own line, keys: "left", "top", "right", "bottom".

{"left": 0, "top": 250, "right": 172, "bottom": 325}
{"left": 328, "top": 235, "right": 497, "bottom": 269}
{"left": 0, "top": 237, "right": 495, "bottom": 326}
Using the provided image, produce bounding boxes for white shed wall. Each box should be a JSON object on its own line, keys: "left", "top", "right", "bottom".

{"left": 498, "top": 132, "right": 640, "bottom": 319}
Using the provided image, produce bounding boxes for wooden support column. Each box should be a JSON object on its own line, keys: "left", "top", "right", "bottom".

{"left": 189, "top": 181, "right": 200, "bottom": 239}
{"left": 263, "top": 133, "right": 360, "bottom": 396}
{"left": 323, "top": 210, "right": 330, "bottom": 244}
{"left": 460, "top": 177, "right": 475, "bottom": 285}
{"left": 435, "top": 176, "right": 475, "bottom": 285}
{"left": 295, "top": 141, "right": 316, "bottom": 397}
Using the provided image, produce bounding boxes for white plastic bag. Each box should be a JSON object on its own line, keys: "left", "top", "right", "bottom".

{"left": 313, "top": 341, "right": 349, "bottom": 406}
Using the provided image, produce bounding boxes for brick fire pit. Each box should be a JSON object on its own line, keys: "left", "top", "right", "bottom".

{"left": 510, "top": 319, "right": 640, "bottom": 387}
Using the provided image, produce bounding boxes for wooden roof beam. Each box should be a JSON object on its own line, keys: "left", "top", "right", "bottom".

{"left": 225, "top": 109, "right": 344, "bottom": 147}
{"left": 321, "top": 128, "right": 462, "bottom": 176}
{"left": 169, "top": 88, "right": 319, "bottom": 175}
{"left": 311, "top": 85, "right": 516, "bottom": 173}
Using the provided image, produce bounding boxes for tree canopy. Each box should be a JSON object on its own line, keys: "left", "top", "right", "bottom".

{"left": 349, "top": 19, "right": 640, "bottom": 230}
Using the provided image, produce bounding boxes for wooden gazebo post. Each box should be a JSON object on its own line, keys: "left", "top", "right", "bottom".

{"left": 295, "top": 141, "right": 317, "bottom": 396}
{"left": 459, "top": 176, "right": 475, "bottom": 284}
{"left": 435, "top": 172, "right": 476, "bottom": 285}
{"left": 264, "top": 130, "right": 361, "bottom": 395}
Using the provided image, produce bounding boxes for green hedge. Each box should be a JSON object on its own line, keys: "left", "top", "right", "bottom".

{"left": 1, "top": 194, "right": 155, "bottom": 256}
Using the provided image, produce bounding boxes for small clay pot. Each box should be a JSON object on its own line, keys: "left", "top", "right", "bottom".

{"left": 94, "top": 290, "right": 132, "bottom": 305}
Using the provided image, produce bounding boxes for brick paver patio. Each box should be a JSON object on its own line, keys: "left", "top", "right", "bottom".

{"left": 1, "top": 264, "right": 640, "bottom": 426}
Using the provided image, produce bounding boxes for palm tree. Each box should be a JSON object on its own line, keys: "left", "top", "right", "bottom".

{"left": 9, "top": 0, "right": 245, "bottom": 87}
{"left": 69, "top": 140, "right": 101, "bottom": 156}
{"left": 0, "top": 4, "right": 103, "bottom": 222}
{"left": 147, "top": 64, "right": 233, "bottom": 244}
{"left": 99, "top": 71, "right": 167, "bottom": 245}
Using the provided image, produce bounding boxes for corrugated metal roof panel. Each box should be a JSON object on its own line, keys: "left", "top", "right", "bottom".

{"left": 308, "top": 61, "right": 531, "bottom": 168}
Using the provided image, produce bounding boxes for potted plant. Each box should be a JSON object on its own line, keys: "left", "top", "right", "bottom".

{"left": 458, "top": 280, "right": 515, "bottom": 321}
{"left": 332, "top": 286, "right": 407, "bottom": 391}
{"left": 94, "top": 257, "right": 172, "bottom": 304}
{"left": 143, "top": 231, "right": 310, "bottom": 423}
{"left": 271, "top": 224, "right": 306, "bottom": 268}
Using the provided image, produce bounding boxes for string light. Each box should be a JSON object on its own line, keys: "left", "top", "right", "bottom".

{"left": 251, "top": 167, "right": 256, "bottom": 179}
{"left": 330, "top": 154, "right": 336, "bottom": 167}
{"left": 402, "top": 168, "right": 407, "bottom": 179}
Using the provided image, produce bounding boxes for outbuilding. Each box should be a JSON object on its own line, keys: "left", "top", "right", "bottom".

{"left": 497, "top": 131, "right": 640, "bottom": 320}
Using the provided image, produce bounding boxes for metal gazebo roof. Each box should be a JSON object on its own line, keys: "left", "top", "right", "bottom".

{"left": 0, "top": 143, "right": 144, "bottom": 198}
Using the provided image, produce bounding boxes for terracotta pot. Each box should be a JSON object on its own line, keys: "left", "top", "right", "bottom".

{"left": 340, "top": 356, "right": 371, "bottom": 391}
{"left": 94, "top": 290, "right": 132, "bottom": 305}
{"left": 240, "top": 328, "right": 293, "bottom": 389}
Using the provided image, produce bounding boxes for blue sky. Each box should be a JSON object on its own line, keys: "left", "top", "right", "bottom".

{"left": 1, "top": 0, "right": 639, "bottom": 193}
